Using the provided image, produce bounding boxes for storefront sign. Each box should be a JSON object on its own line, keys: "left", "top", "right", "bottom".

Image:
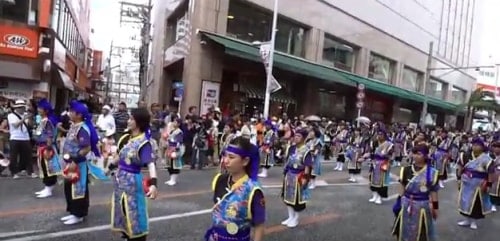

{"left": 200, "top": 80, "right": 220, "bottom": 115}
{"left": 0, "top": 81, "right": 48, "bottom": 100}
{"left": 0, "top": 25, "right": 39, "bottom": 58}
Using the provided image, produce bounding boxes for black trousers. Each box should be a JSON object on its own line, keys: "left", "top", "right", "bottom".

{"left": 9, "top": 140, "right": 33, "bottom": 174}
{"left": 64, "top": 179, "right": 89, "bottom": 218}
{"left": 40, "top": 157, "right": 57, "bottom": 186}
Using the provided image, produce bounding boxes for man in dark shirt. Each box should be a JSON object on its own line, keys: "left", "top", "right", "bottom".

{"left": 113, "top": 102, "right": 129, "bottom": 141}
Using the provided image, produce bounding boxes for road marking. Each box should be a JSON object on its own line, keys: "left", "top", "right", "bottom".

{"left": 0, "top": 230, "right": 44, "bottom": 239}
{"left": 6, "top": 209, "right": 339, "bottom": 241}
{"left": 0, "top": 190, "right": 211, "bottom": 218}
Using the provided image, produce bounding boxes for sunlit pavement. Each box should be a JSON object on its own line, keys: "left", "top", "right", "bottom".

{"left": 0, "top": 163, "right": 499, "bottom": 241}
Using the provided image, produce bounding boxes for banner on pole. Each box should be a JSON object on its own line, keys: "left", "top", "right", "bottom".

{"left": 259, "top": 42, "right": 282, "bottom": 93}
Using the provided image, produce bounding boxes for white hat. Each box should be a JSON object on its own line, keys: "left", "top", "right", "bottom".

{"left": 12, "top": 99, "right": 26, "bottom": 108}
{"left": 105, "top": 128, "right": 115, "bottom": 137}
{"left": 214, "top": 107, "right": 221, "bottom": 113}
{"left": 102, "top": 105, "right": 111, "bottom": 111}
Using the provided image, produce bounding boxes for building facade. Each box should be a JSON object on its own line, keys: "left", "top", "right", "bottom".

{"left": 147, "top": 0, "right": 483, "bottom": 126}
{"left": 0, "top": 0, "right": 93, "bottom": 111}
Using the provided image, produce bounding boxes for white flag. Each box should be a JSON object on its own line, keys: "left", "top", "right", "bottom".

{"left": 259, "top": 42, "right": 281, "bottom": 93}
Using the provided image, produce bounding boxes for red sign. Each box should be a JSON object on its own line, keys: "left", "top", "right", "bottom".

{"left": 0, "top": 25, "right": 39, "bottom": 58}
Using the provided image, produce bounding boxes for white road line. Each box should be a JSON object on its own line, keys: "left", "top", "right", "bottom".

{"left": 6, "top": 209, "right": 212, "bottom": 241}
{"left": 7, "top": 177, "right": 458, "bottom": 241}
{"left": 0, "top": 230, "right": 44, "bottom": 239}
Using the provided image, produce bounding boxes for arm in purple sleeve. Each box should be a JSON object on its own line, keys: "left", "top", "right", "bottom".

{"left": 45, "top": 121, "right": 54, "bottom": 143}
{"left": 250, "top": 189, "right": 266, "bottom": 226}
{"left": 77, "top": 128, "right": 91, "bottom": 149}
{"left": 139, "top": 142, "right": 154, "bottom": 165}
{"left": 303, "top": 152, "right": 313, "bottom": 167}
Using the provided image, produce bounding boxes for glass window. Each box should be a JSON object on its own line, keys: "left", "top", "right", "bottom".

{"left": 368, "top": 54, "right": 393, "bottom": 83}
{"left": 227, "top": 0, "right": 306, "bottom": 57}
{"left": 51, "top": 0, "right": 61, "bottom": 31}
{"left": 426, "top": 78, "right": 444, "bottom": 99}
{"left": 401, "top": 67, "right": 422, "bottom": 92}
{"left": 451, "top": 86, "right": 466, "bottom": 104}
{"left": 322, "top": 35, "right": 355, "bottom": 72}
{"left": 0, "top": 0, "right": 29, "bottom": 23}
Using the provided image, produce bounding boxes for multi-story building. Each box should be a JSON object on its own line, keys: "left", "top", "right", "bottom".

{"left": 147, "top": 0, "right": 484, "bottom": 127}
{"left": 0, "top": 0, "right": 93, "bottom": 111}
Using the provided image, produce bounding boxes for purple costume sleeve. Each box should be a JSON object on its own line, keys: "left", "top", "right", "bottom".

{"left": 303, "top": 152, "right": 313, "bottom": 166}
{"left": 77, "top": 128, "right": 91, "bottom": 148}
{"left": 175, "top": 131, "right": 184, "bottom": 144}
{"left": 250, "top": 189, "right": 266, "bottom": 226}
{"left": 45, "top": 121, "right": 54, "bottom": 142}
{"left": 139, "top": 142, "right": 154, "bottom": 165}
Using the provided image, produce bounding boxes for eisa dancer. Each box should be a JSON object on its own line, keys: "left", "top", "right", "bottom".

{"left": 258, "top": 120, "right": 275, "bottom": 178}
{"left": 219, "top": 123, "right": 237, "bottom": 174}
{"left": 109, "top": 108, "right": 158, "bottom": 241}
{"left": 33, "top": 99, "right": 62, "bottom": 198}
{"left": 457, "top": 137, "right": 494, "bottom": 229}
{"left": 206, "top": 136, "right": 265, "bottom": 241}
{"left": 368, "top": 129, "right": 393, "bottom": 205}
{"left": 308, "top": 128, "right": 323, "bottom": 189}
{"left": 431, "top": 130, "right": 452, "bottom": 188}
{"left": 489, "top": 140, "right": 500, "bottom": 212}
{"left": 333, "top": 123, "right": 348, "bottom": 171}
{"left": 281, "top": 128, "right": 313, "bottom": 228}
{"left": 164, "top": 118, "right": 184, "bottom": 186}
{"left": 392, "top": 144, "right": 440, "bottom": 241}
{"left": 60, "top": 101, "right": 100, "bottom": 225}
{"left": 346, "top": 128, "right": 365, "bottom": 183}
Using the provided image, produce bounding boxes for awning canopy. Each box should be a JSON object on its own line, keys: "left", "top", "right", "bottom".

{"left": 201, "top": 31, "right": 354, "bottom": 87}
{"left": 200, "top": 31, "right": 459, "bottom": 112}
{"left": 241, "top": 85, "right": 296, "bottom": 104}
{"left": 55, "top": 69, "right": 74, "bottom": 91}
{"left": 339, "top": 72, "right": 458, "bottom": 111}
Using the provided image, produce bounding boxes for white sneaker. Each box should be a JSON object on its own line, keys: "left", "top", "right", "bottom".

{"left": 31, "top": 173, "right": 38, "bottom": 178}
{"left": 286, "top": 212, "right": 299, "bottom": 228}
{"left": 35, "top": 188, "right": 45, "bottom": 195}
{"left": 469, "top": 222, "right": 478, "bottom": 230}
{"left": 439, "top": 180, "right": 445, "bottom": 189}
{"left": 36, "top": 187, "right": 53, "bottom": 198}
{"left": 13, "top": 174, "right": 20, "bottom": 179}
{"left": 258, "top": 169, "right": 268, "bottom": 178}
{"left": 369, "top": 193, "right": 376, "bottom": 202}
{"left": 63, "top": 216, "right": 83, "bottom": 225}
{"left": 281, "top": 217, "right": 291, "bottom": 225}
{"left": 308, "top": 182, "right": 316, "bottom": 190}
{"left": 374, "top": 196, "right": 382, "bottom": 205}
{"left": 492, "top": 206, "right": 497, "bottom": 212}
{"left": 457, "top": 220, "right": 471, "bottom": 226}
{"left": 60, "top": 215, "right": 76, "bottom": 222}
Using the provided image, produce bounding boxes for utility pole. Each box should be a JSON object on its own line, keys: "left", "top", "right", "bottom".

{"left": 263, "top": 0, "right": 279, "bottom": 120}
{"left": 419, "top": 42, "right": 434, "bottom": 128}
{"left": 104, "top": 41, "right": 114, "bottom": 103}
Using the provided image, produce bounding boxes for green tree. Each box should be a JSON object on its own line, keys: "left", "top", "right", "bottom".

{"left": 457, "top": 87, "right": 500, "bottom": 131}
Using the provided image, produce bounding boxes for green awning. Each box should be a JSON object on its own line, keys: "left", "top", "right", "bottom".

{"left": 338, "top": 71, "right": 458, "bottom": 112}
{"left": 201, "top": 31, "right": 354, "bottom": 87}
{"left": 201, "top": 31, "right": 457, "bottom": 112}
{"left": 240, "top": 84, "right": 296, "bottom": 104}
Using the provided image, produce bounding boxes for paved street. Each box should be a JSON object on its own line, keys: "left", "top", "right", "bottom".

{"left": 0, "top": 162, "right": 499, "bottom": 241}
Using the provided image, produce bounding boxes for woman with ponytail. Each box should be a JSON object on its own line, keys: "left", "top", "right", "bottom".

{"left": 33, "top": 99, "right": 62, "bottom": 198}
{"left": 60, "top": 100, "right": 100, "bottom": 225}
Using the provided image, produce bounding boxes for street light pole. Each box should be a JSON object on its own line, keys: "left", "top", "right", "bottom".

{"left": 419, "top": 41, "right": 434, "bottom": 128}
{"left": 263, "top": 0, "right": 279, "bottom": 120}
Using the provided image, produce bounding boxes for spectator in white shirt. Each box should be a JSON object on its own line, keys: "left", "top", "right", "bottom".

{"left": 96, "top": 105, "right": 116, "bottom": 139}
{"left": 7, "top": 100, "right": 35, "bottom": 179}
